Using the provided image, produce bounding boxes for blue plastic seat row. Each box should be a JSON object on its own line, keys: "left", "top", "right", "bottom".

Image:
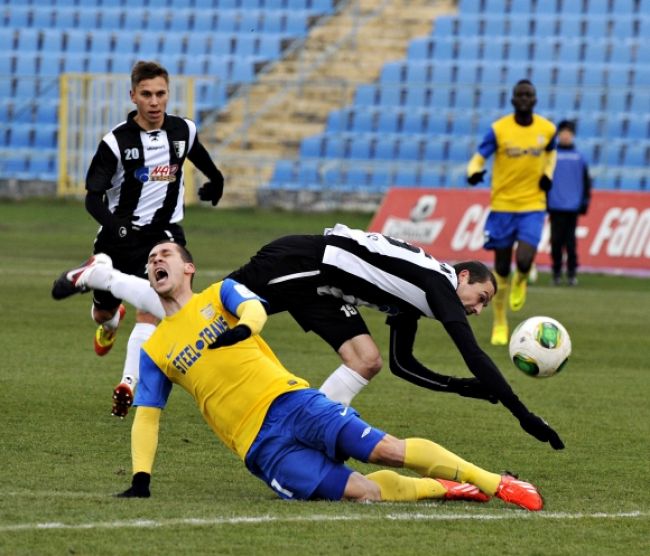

{"left": 458, "top": 0, "right": 644, "bottom": 16}
{"left": 1, "top": 8, "right": 313, "bottom": 34}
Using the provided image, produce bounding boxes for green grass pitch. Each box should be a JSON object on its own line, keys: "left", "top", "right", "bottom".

{"left": 1, "top": 200, "right": 648, "bottom": 555}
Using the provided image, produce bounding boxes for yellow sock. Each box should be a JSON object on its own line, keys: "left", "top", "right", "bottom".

{"left": 365, "top": 470, "right": 447, "bottom": 501}
{"left": 493, "top": 274, "right": 509, "bottom": 327}
{"left": 404, "top": 438, "right": 501, "bottom": 495}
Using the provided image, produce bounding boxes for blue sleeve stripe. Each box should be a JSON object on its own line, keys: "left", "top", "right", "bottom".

{"left": 220, "top": 278, "right": 269, "bottom": 315}
{"left": 134, "top": 350, "right": 172, "bottom": 408}
{"left": 477, "top": 128, "right": 497, "bottom": 158}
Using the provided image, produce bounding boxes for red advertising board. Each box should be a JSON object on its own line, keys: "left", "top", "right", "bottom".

{"left": 369, "top": 188, "right": 650, "bottom": 276}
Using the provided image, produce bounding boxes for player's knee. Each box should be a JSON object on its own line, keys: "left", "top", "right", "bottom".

{"left": 92, "top": 306, "right": 117, "bottom": 325}
{"left": 342, "top": 472, "right": 382, "bottom": 501}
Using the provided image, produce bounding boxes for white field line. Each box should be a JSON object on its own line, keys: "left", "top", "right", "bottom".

{"left": 1, "top": 509, "right": 647, "bottom": 533}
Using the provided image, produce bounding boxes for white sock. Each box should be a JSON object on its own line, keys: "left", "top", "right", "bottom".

{"left": 86, "top": 267, "right": 165, "bottom": 319}
{"left": 121, "top": 323, "right": 156, "bottom": 389}
{"left": 319, "top": 364, "right": 369, "bottom": 406}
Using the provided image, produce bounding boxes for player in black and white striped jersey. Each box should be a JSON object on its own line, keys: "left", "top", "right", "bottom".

{"left": 82, "top": 60, "right": 224, "bottom": 417}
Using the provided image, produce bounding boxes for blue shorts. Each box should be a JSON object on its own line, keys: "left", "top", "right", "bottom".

{"left": 483, "top": 210, "right": 546, "bottom": 250}
{"left": 245, "top": 389, "right": 386, "bottom": 501}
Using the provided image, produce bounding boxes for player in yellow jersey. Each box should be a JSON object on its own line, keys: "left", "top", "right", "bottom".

{"left": 54, "top": 242, "right": 546, "bottom": 510}
{"left": 467, "top": 80, "right": 557, "bottom": 346}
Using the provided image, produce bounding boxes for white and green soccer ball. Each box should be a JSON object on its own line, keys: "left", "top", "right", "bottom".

{"left": 508, "top": 316, "right": 571, "bottom": 378}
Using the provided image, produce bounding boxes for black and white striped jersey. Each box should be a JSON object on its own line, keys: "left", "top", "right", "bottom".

{"left": 318, "top": 223, "right": 466, "bottom": 323}
{"left": 86, "top": 111, "right": 215, "bottom": 227}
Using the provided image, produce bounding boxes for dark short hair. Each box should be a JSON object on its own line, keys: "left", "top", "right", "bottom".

{"left": 131, "top": 60, "right": 169, "bottom": 89}
{"left": 513, "top": 79, "right": 535, "bottom": 93}
{"left": 453, "top": 260, "right": 498, "bottom": 293}
{"left": 557, "top": 119, "right": 576, "bottom": 133}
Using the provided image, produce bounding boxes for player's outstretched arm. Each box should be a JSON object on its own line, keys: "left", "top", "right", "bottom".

{"left": 386, "top": 315, "right": 497, "bottom": 402}
{"left": 443, "top": 320, "right": 565, "bottom": 450}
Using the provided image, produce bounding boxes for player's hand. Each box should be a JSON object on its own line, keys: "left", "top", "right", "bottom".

{"left": 116, "top": 472, "right": 151, "bottom": 498}
{"left": 467, "top": 170, "right": 486, "bottom": 186}
{"left": 452, "top": 378, "right": 498, "bottom": 404}
{"left": 198, "top": 171, "right": 225, "bottom": 206}
{"left": 108, "top": 216, "right": 139, "bottom": 242}
{"left": 518, "top": 412, "right": 565, "bottom": 450}
{"left": 539, "top": 175, "right": 552, "bottom": 192}
{"left": 208, "top": 325, "right": 251, "bottom": 349}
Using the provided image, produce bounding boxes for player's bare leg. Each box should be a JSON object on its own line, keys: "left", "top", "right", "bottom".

{"left": 319, "top": 334, "right": 382, "bottom": 405}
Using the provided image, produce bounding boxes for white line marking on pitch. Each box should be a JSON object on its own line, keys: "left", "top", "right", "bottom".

{"left": 1, "top": 511, "right": 647, "bottom": 533}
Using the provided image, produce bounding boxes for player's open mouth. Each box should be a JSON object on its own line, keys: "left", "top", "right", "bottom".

{"left": 154, "top": 268, "right": 168, "bottom": 283}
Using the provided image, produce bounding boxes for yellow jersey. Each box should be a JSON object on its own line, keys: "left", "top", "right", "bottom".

{"left": 470, "top": 114, "right": 557, "bottom": 211}
{"left": 136, "top": 279, "right": 309, "bottom": 460}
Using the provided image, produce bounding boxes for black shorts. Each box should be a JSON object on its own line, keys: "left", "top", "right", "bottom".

{"left": 228, "top": 235, "right": 369, "bottom": 351}
{"left": 92, "top": 223, "right": 186, "bottom": 311}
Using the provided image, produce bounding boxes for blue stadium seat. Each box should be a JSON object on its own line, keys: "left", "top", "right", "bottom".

{"left": 449, "top": 111, "right": 474, "bottom": 135}
{"left": 377, "top": 109, "right": 400, "bottom": 133}
{"left": 66, "top": 30, "right": 88, "bottom": 53}
{"left": 348, "top": 136, "right": 372, "bottom": 159}
{"left": 62, "top": 53, "right": 87, "bottom": 72}
{"left": 41, "top": 30, "right": 64, "bottom": 53}
{"left": 558, "top": 16, "right": 582, "bottom": 36}
{"left": 77, "top": 8, "right": 99, "bottom": 29}
{"left": 14, "top": 55, "right": 38, "bottom": 76}
{"left": 457, "top": 16, "right": 480, "bottom": 38}
{"left": 431, "top": 62, "right": 454, "bottom": 84}
{"left": 300, "top": 135, "right": 323, "bottom": 158}
{"left": 402, "top": 110, "right": 426, "bottom": 134}
{"left": 457, "top": 39, "right": 480, "bottom": 61}
{"left": 553, "top": 90, "right": 577, "bottom": 112}
{"left": 351, "top": 109, "right": 374, "bottom": 133}
{"left": 169, "top": 10, "right": 193, "bottom": 32}
{"left": 579, "top": 90, "right": 602, "bottom": 112}
{"left": 404, "top": 85, "right": 430, "bottom": 108}
{"left": 369, "top": 167, "right": 391, "bottom": 189}
{"left": 606, "top": 66, "right": 631, "bottom": 87}
{"left": 323, "top": 135, "right": 346, "bottom": 162}
{"left": 447, "top": 138, "right": 472, "bottom": 162}
{"left": 609, "top": 42, "right": 633, "bottom": 65}
{"left": 482, "top": 16, "right": 506, "bottom": 36}
{"left": 393, "top": 166, "right": 418, "bottom": 187}
{"left": 380, "top": 61, "right": 405, "bottom": 83}
{"left": 37, "top": 53, "right": 63, "bottom": 76}
{"left": 405, "top": 61, "right": 431, "bottom": 83}
{"left": 326, "top": 109, "right": 349, "bottom": 133}
{"left": 7, "top": 6, "right": 30, "bottom": 27}
{"left": 354, "top": 85, "right": 377, "bottom": 106}
{"left": 377, "top": 86, "right": 403, "bottom": 107}
{"left": 271, "top": 160, "right": 294, "bottom": 184}
{"left": 458, "top": 0, "right": 481, "bottom": 12}
{"left": 610, "top": 17, "right": 636, "bottom": 40}
{"left": 426, "top": 112, "right": 448, "bottom": 135}
{"left": 556, "top": 64, "right": 580, "bottom": 87}
{"left": 407, "top": 37, "right": 433, "bottom": 60}
{"left": 509, "top": 0, "right": 533, "bottom": 14}
{"left": 575, "top": 115, "right": 600, "bottom": 137}
{"left": 98, "top": 9, "right": 122, "bottom": 30}
{"left": 419, "top": 167, "right": 443, "bottom": 187}
{"left": 234, "top": 35, "right": 258, "bottom": 57}
{"left": 505, "top": 38, "right": 532, "bottom": 62}
{"left": 429, "top": 85, "right": 453, "bottom": 109}
{"left": 285, "top": 11, "right": 308, "bottom": 35}
{"left": 344, "top": 167, "right": 370, "bottom": 189}
{"left": 297, "top": 161, "right": 319, "bottom": 186}
{"left": 161, "top": 33, "right": 185, "bottom": 56}
{"left": 396, "top": 137, "right": 422, "bottom": 161}
{"left": 424, "top": 138, "right": 446, "bottom": 161}
{"left": 629, "top": 93, "right": 649, "bottom": 114}
{"left": 583, "top": 41, "right": 607, "bottom": 64}
{"left": 86, "top": 52, "right": 110, "bottom": 73}
{"left": 229, "top": 58, "right": 255, "bottom": 83}
{"left": 559, "top": 1, "right": 583, "bottom": 15}
{"left": 532, "top": 16, "right": 557, "bottom": 37}
{"left": 582, "top": 65, "right": 605, "bottom": 87}
{"left": 258, "top": 35, "right": 283, "bottom": 59}
{"left": 34, "top": 125, "right": 57, "bottom": 149}
{"left": 622, "top": 145, "right": 647, "bottom": 167}
{"left": 9, "top": 125, "right": 33, "bottom": 148}
{"left": 632, "top": 66, "right": 650, "bottom": 87}
{"left": 455, "top": 61, "right": 479, "bottom": 85}
{"left": 373, "top": 137, "right": 396, "bottom": 159}
{"left": 624, "top": 116, "right": 649, "bottom": 139}
{"left": 16, "top": 29, "right": 39, "bottom": 52}
{"left": 484, "top": 0, "right": 506, "bottom": 13}
{"left": 584, "top": 17, "right": 608, "bottom": 38}
{"left": 558, "top": 41, "right": 582, "bottom": 63}
{"left": 433, "top": 16, "right": 455, "bottom": 38}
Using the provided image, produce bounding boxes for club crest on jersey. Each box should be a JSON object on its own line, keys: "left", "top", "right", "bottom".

{"left": 173, "top": 140, "right": 186, "bottom": 158}
{"left": 134, "top": 164, "right": 178, "bottom": 183}
{"left": 200, "top": 303, "right": 216, "bottom": 320}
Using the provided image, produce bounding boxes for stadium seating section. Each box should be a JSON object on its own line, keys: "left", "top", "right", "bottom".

{"left": 0, "top": 0, "right": 335, "bottom": 180}
{"left": 269, "top": 0, "right": 650, "bottom": 192}
{"left": 1, "top": 0, "right": 648, "bottom": 192}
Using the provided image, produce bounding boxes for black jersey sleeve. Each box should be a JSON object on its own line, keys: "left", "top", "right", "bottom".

{"left": 442, "top": 320, "right": 529, "bottom": 418}
{"left": 85, "top": 140, "right": 118, "bottom": 194}
{"left": 187, "top": 135, "right": 223, "bottom": 182}
{"left": 387, "top": 314, "right": 497, "bottom": 402}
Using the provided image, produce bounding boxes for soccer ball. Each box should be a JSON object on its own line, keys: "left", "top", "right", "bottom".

{"left": 508, "top": 316, "right": 571, "bottom": 378}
